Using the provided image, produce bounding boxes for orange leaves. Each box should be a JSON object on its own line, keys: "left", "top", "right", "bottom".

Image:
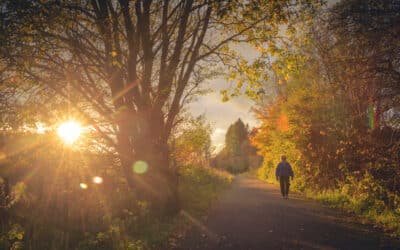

{"left": 277, "top": 113, "right": 289, "bottom": 132}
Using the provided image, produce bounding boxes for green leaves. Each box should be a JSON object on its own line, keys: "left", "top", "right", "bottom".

{"left": 0, "top": 224, "right": 24, "bottom": 250}
{"left": 172, "top": 115, "right": 212, "bottom": 167}
{"left": 213, "top": 0, "right": 322, "bottom": 102}
{"left": 8, "top": 224, "right": 24, "bottom": 241}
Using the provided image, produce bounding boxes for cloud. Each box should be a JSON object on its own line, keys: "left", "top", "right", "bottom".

{"left": 213, "top": 128, "right": 226, "bottom": 136}
{"left": 211, "top": 128, "right": 226, "bottom": 149}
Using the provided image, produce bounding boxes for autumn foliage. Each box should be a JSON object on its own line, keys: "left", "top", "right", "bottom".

{"left": 252, "top": 0, "right": 400, "bottom": 234}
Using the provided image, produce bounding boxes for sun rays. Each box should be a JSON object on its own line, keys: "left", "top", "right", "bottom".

{"left": 57, "top": 120, "right": 83, "bottom": 144}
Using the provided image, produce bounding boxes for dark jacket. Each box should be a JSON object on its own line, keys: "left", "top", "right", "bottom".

{"left": 275, "top": 162, "right": 294, "bottom": 178}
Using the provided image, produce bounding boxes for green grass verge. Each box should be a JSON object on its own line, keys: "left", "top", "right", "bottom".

{"left": 150, "top": 166, "right": 233, "bottom": 249}
{"left": 255, "top": 169, "right": 400, "bottom": 238}
{"left": 305, "top": 190, "right": 400, "bottom": 237}
{"left": 74, "top": 166, "right": 233, "bottom": 250}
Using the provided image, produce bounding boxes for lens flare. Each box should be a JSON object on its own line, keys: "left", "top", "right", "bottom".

{"left": 57, "top": 121, "right": 82, "bottom": 144}
{"left": 132, "top": 161, "right": 148, "bottom": 174}
{"left": 80, "top": 183, "right": 88, "bottom": 189}
{"left": 93, "top": 176, "right": 103, "bottom": 184}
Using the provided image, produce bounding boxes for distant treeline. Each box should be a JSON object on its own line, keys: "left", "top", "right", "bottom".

{"left": 212, "top": 119, "right": 262, "bottom": 174}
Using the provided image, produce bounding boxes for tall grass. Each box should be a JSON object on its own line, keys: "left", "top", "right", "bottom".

{"left": 131, "top": 165, "right": 233, "bottom": 249}
{"left": 305, "top": 190, "right": 400, "bottom": 237}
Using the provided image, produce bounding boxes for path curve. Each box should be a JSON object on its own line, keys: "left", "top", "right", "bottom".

{"left": 178, "top": 175, "right": 400, "bottom": 250}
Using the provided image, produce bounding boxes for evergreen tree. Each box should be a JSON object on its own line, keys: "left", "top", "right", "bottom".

{"left": 225, "top": 119, "right": 248, "bottom": 156}
{"left": 216, "top": 119, "right": 261, "bottom": 174}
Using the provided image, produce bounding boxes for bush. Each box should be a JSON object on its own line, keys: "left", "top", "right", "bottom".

{"left": 179, "top": 165, "right": 233, "bottom": 215}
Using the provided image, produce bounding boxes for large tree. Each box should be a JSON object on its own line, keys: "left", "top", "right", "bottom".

{"left": 0, "top": 0, "right": 318, "bottom": 212}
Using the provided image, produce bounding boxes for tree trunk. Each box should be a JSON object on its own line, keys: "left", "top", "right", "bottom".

{"left": 117, "top": 110, "right": 179, "bottom": 215}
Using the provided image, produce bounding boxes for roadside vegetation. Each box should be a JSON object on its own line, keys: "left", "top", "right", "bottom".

{"left": 251, "top": 0, "right": 400, "bottom": 236}
{"left": 307, "top": 190, "right": 400, "bottom": 237}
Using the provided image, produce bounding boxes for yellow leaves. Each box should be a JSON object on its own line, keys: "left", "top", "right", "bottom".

{"left": 236, "top": 80, "right": 243, "bottom": 90}
{"left": 67, "top": 20, "right": 74, "bottom": 29}
{"left": 277, "top": 74, "right": 289, "bottom": 84}
{"left": 268, "top": 41, "right": 279, "bottom": 55}
{"left": 284, "top": 73, "right": 290, "bottom": 81}
{"left": 12, "top": 182, "right": 27, "bottom": 204}
{"left": 111, "top": 51, "right": 117, "bottom": 57}
{"left": 220, "top": 90, "right": 230, "bottom": 102}
{"left": 8, "top": 224, "right": 24, "bottom": 241}
{"left": 227, "top": 71, "right": 237, "bottom": 81}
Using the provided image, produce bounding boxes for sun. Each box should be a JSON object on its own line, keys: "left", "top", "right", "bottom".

{"left": 57, "top": 121, "right": 82, "bottom": 144}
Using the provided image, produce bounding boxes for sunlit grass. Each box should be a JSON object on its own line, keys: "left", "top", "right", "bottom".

{"left": 146, "top": 166, "right": 233, "bottom": 249}
{"left": 179, "top": 166, "right": 233, "bottom": 216}
{"left": 305, "top": 190, "right": 400, "bottom": 236}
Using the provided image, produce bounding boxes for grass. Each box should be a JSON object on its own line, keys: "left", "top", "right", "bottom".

{"left": 179, "top": 165, "right": 233, "bottom": 215}
{"left": 74, "top": 166, "right": 233, "bottom": 250}
{"left": 305, "top": 190, "right": 400, "bottom": 237}
{"left": 151, "top": 165, "right": 233, "bottom": 249}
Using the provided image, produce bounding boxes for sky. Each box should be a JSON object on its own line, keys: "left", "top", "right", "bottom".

{"left": 188, "top": 43, "right": 260, "bottom": 152}
{"left": 189, "top": 79, "right": 258, "bottom": 152}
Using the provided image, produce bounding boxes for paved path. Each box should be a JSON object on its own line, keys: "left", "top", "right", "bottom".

{"left": 178, "top": 176, "right": 400, "bottom": 250}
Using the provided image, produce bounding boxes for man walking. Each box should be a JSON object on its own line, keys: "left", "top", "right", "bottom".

{"left": 275, "top": 155, "right": 294, "bottom": 199}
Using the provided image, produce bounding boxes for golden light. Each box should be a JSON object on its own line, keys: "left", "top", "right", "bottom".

{"left": 36, "top": 123, "right": 47, "bottom": 134}
{"left": 93, "top": 176, "right": 103, "bottom": 184}
{"left": 57, "top": 121, "right": 82, "bottom": 144}
{"left": 79, "top": 183, "right": 88, "bottom": 189}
